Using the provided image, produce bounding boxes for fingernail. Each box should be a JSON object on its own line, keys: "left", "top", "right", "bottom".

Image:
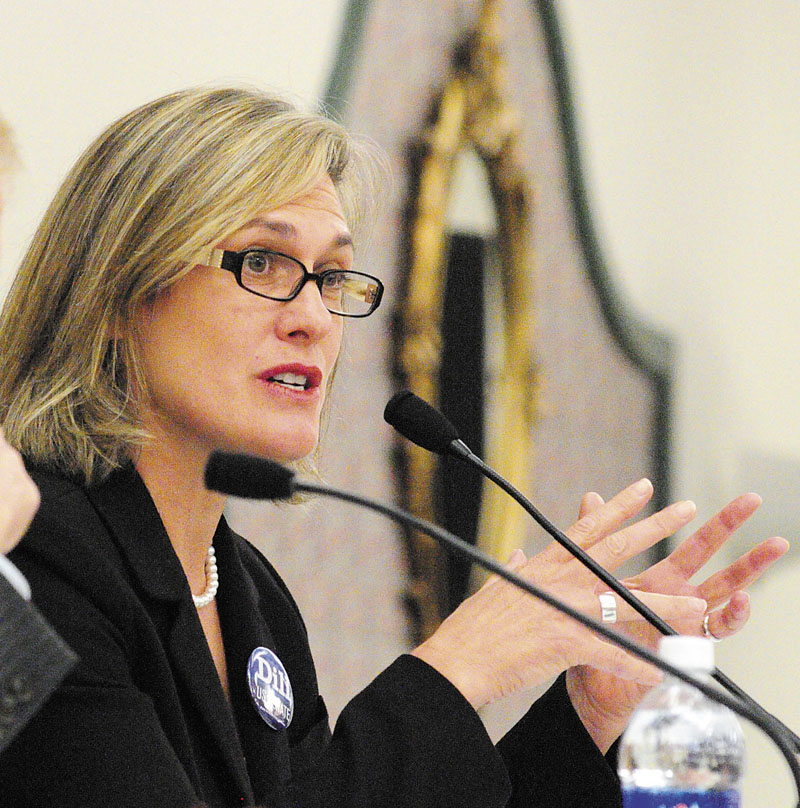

{"left": 674, "top": 500, "right": 696, "bottom": 518}
{"left": 633, "top": 478, "right": 652, "bottom": 494}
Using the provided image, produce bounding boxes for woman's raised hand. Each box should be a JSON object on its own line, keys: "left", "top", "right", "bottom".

{"left": 565, "top": 489, "right": 788, "bottom": 752}
{"left": 411, "top": 478, "right": 709, "bottom": 711}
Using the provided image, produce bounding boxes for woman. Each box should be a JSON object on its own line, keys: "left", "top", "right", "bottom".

{"left": 0, "top": 88, "right": 786, "bottom": 807}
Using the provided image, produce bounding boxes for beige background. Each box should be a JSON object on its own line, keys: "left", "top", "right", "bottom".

{"left": 2, "top": 1, "right": 799, "bottom": 803}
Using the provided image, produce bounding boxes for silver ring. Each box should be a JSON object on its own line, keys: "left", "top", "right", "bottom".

{"left": 703, "top": 612, "right": 722, "bottom": 643}
{"left": 599, "top": 593, "right": 617, "bottom": 624}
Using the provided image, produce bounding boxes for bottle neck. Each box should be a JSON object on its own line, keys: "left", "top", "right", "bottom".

{"left": 666, "top": 669, "right": 712, "bottom": 686}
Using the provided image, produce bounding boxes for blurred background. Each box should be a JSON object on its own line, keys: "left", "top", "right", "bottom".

{"left": 2, "top": 1, "right": 798, "bottom": 803}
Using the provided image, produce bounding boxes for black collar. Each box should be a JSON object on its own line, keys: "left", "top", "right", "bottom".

{"left": 85, "top": 463, "right": 191, "bottom": 603}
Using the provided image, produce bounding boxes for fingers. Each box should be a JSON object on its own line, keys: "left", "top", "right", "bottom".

{"left": 581, "top": 636, "right": 663, "bottom": 687}
{"left": 578, "top": 491, "right": 605, "bottom": 520}
{"left": 598, "top": 590, "right": 707, "bottom": 627}
{"left": 482, "top": 548, "right": 527, "bottom": 589}
{"left": 562, "top": 479, "right": 654, "bottom": 558}
{"left": 703, "top": 591, "right": 750, "bottom": 639}
{"left": 588, "top": 499, "right": 697, "bottom": 572}
{"left": 696, "top": 536, "right": 789, "bottom": 607}
{"left": 666, "top": 493, "right": 763, "bottom": 579}
{"left": 506, "top": 548, "right": 527, "bottom": 570}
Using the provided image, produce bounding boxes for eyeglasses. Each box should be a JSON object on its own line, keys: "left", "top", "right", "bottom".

{"left": 205, "top": 248, "right": 384, "bottom": 318}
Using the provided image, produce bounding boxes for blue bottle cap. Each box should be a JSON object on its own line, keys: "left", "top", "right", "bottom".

{"left": 247, "top": 647, "right": 294, "bottom": 730}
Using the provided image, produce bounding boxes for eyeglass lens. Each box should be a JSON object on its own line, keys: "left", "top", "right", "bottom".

{"left": 240, "top": 251, "right": 380, "bottom": 315}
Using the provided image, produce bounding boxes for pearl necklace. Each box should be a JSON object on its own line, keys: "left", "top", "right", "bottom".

{"left": 192, "top": 546, "right": 219, "bottom": 609}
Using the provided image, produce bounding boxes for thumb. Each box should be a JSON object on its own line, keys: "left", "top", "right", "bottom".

{"left": 585, "top": 637, "right": 663, "bottom": 687}
{"left": 482, "top": 548, "right": 527, "bottom": 589}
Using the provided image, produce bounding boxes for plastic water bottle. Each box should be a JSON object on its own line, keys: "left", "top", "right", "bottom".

{"left": 618, "top": 635, "right": 745, "bottom": 807}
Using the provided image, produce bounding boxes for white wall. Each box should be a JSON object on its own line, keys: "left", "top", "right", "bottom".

{"left": 556, "top": 0, "right": 800, "bottom": 509}
{"left": 2, "top": 0, "right": 799, "bottom": 801}
{"left": 0, "top": 0, "right": 346, "bottom": 288}
{"left": 556, "top": 2, "right": 800, "bottom": 802}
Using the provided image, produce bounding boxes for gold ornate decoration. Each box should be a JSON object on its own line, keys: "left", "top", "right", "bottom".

{"left": 398, "top": 0, "right": 538, "bottom": 640}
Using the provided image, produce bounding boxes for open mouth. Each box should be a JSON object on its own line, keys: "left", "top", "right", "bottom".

{"left": 259, "top": 364, "right": 322, "bottom": 392}
{"left": 268, "top": 372, "right": 310, "bottom": 391}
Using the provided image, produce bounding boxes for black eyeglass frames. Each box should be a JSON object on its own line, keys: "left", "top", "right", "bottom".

{"left": 204, "top": 247, "right": 384, "bottom": 318}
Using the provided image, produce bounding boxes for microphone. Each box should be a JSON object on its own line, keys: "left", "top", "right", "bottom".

{"left": 205, "top": 450, "right": 295, "bottom": 499}
{"left": 205, "top": 449, "right": 800, "bottom": 804}
{"left": 384, "top": 389, "right": 800, "bottom": 752}
{"left": 385, "top": 390, "right": 679, "bottom": 628}
{"left": 381, "top": 390, "right": 469, "bottom": 457}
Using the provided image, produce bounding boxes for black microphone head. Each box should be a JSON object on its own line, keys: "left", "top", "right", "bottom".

{"left": 383, "top": 390, "right": 460, "bottom": 454}
{"left": 204, "top": 451, "right": 296, "bottom": 500}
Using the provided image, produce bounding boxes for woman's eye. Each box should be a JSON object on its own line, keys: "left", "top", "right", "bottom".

{"left": 242, "top": 251, "right": 270, "bottom": 273}
{"left": 321, "top": 271, "right": 345, "bottom": 289}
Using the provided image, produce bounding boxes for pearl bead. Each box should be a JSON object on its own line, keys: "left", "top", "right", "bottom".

{"left": 192, "top": 546, "right": 219, "bottom": 609}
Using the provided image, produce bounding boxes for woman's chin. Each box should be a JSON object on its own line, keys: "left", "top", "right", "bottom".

{"left": 233, "top": 433, "right": 318, "bottom": 465}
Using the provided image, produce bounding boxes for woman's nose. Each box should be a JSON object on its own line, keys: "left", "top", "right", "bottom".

{"left": 276, "top": 277, "right": 333, "bottom": 341}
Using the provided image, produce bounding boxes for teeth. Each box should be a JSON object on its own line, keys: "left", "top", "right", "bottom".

{"left": 271, "top": 372, "right": 309, "bottom": 389}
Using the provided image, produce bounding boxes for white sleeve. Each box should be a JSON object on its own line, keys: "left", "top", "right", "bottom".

{"left": 0, "top": 554, "right": 32, "bottom": 600}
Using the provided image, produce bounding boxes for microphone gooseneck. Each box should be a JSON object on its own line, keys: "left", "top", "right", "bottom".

{"left": 205, "top": 449, "right": 800, "bottom": 805}
{"left": 383, "top": 390, "right": 800, "bottom": 754}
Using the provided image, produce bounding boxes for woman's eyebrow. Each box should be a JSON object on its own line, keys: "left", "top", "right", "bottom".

{"left": 239, "top": 218, "right": 354, "bottom": 250}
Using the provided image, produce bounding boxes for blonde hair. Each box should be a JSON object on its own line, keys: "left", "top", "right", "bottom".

{"left": 0, "top": 87, "right": 386, "bottom": 483}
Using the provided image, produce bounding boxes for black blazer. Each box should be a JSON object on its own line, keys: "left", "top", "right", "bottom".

{"left": 0, "top": 571, "right": 76, "bottom": 753}
{"left": 0, "top": 464, "right": 621, "bottom": 807}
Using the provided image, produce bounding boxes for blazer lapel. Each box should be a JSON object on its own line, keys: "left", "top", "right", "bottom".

{"left": 167, "top": 589, "right": 254, "bottom": 802}
{"left": 85, "top": 465, "right": 255, "bottom": 802}
{"left": 214, "top": 524, "right": 294, "bottom": 800}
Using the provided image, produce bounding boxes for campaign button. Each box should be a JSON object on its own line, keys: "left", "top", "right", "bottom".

{"left": 247, "top": 647, "right": 293, "bottom": 730}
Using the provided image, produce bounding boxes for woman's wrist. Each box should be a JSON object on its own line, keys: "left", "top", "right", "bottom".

{"left": 565, "top": 668, "right": 627, "bottom": 754}
{"left": 410, "top": 642, "right": 489, "bottom": 711}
